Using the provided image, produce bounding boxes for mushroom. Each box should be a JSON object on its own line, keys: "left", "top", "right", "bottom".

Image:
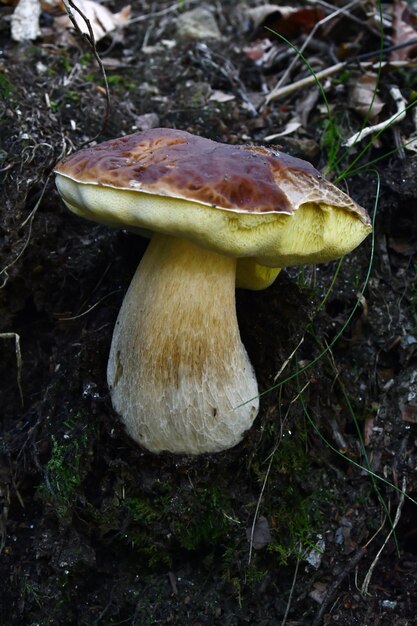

{"left": 54, "top": 128, "right": 371, "bottom": 455}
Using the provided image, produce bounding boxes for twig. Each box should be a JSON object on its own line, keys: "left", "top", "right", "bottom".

{"left": 62, "top": 0, "right": 110, "bottom": 139}
{"left": 311, "top": 548, "right": 366, "bottom": 626}
{"left": 93, "top": 584, "right": 116, "bottom": 625}
{"left": 281, "top": 549, "right": 301, "bottom": 626}
{"left": 265, "top": 0, "right": 359, "bottom": 106}
{"left": 57, "top": 289, "right": 122, "bottom": 321}
{"left": 360, "top": 477, "right": 407, "bottom": 596}
{"left": 266, "top": 61, "right": 347, "bottom": 103}
{"left": 248, "top": 381, "right": 310, "bottom": 565}
{"left": 0, "top": 176, "right": 48, "bottom": 287}
{"left": 0, "top": 483, "right": 10, "bottom": 555}
{"left": 0, "top": 333, "right": 23, "bottom": 405}
{"left": 308, "top": 0, "right": 373, "bottom": 30}
{"left": 344, "top": 86, "right": 408, "bottom": 147}
{"left": 264, "top": 59, "right": 413, "bottom": 104}
{"left": 127, "top": 2, "right": 184, "bottom": 24}
{"left": 274, "top": 336, "right": 305, "bottom": 383}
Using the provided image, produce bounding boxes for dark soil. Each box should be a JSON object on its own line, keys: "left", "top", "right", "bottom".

{"left": 1, "top": 2, "right": 417, "bottom": 625}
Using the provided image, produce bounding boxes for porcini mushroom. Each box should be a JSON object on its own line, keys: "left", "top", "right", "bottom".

{"left": 54, "top": 128, "right": 371, "bottom": 455}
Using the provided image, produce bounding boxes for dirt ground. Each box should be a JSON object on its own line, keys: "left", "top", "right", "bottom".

{"left": 1, "top": 1, "right": 417, "bottom": 625}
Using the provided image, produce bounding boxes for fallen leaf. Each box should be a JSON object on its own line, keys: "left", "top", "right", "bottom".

{"left": 41, "top": 0, "right": 64, "bottom": 11}
{"left": 209, "top": 90, "right": 235, "bottom": 103}
{"left": 363, "top": 416, "right": 375, "bottom": 446}
{"left": 245, "top": 4, "right": 295, "bottom": 31}
{"left": 246, "top": 516, "right": 272, "bottom": 550}
{"left": 349, "top": 72, "right": 385, "bottom": 120}
{"left": 309, "top": 581, "right": 327, "bottom": 604}
{"left": 336, "top": 517, "right": 357, "bottom": 554}
{"left": 263, "top": 119, "right": 302, "bottom": 141}
{"left": 391, "top": 0, "right": 417, "bottom": 61}
{"left": 246, "top": 4, "right": 325, "bottom": 38}
{"left": 401, "top": 401, "right": 417, "bottom": 423}
{"left": 54, "top": 0, "right": 131, "bottom": 43}
{"left": 388, "top": 236, "right": 417, "bottom": 256}
{"left": 242, "top": 39, "right": 273, "bottom": 62}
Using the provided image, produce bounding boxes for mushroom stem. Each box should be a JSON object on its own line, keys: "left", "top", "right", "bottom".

{"left": 107, "top": 233, "right": 259, "bottom": 454}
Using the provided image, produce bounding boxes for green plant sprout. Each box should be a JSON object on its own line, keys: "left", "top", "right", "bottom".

{"left": 38, "top": 414, "right": 92, "bottom": 516}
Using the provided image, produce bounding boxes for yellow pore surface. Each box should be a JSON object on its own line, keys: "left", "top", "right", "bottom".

{"left": 56, "top": 175, "right": 372, "bottom": 270}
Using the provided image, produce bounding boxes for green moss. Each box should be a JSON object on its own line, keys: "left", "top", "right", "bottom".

{"left": 250, "top": 437, "right": 322, "bottom": 565}
{"left": 79, "top": 70, "right": 137, "bottom": 93}
{"left": 172, "top": 486, "right": 232, "bottom": 551}
{"left": 0, "top": 73, "right": 13, "bottom": 100}
{"left": 117, "top": 484, "right": 235, "bottom": 569}
{"left": 267, "top": 493, "right": 319, "bottom": 564}
{"left": 63, "top": 91, "right": 82, "bottom": 104}
{"left": 83, "top": 72, "right": 97, "bottom": 83}
{"left": 36, "top": 410, "right": 326, "bottom": 588}
{"left": 122, "top": 493, "right": 171, "bottom": 567}
{"left": 270, "top": 438, "right": 309, "bottom": 474}
{"left": 126, "top": 496, "right": 163, "bottom": 524}
{"left": 37, "top": 412, "right": 94, "bottom": 516}
{"left": 106, "top": 73, "right": 137, "bottom": 93}
{"left": 79, "top": 52, "right": 92, "bottom": 67}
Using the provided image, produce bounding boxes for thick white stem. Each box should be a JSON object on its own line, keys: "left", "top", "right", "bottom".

{"left": 107, "top": 234, "right": 259, "bottom": 454}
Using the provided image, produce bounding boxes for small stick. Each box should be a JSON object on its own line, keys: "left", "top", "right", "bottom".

{"left": 360, "top": 477, "right": 407, "bottom": 596}
{"left": 0, "top": 333, "right": 23, "bottom": 405}
{"left": 274, "top": 336, "right": 304, "bottom": 382}
{"left": 0, "top": 177, "right": 48, "bottom": 287}
{"left": 248, "top": 380, "right": 310, "bottom": 565}
{"left": 62, "top": 0, "right": 110, "bottom": 138}
{"left": 266, "top": 61, "right": 346, "bottom": 104}
{"left": 281, "top": 550, "right": 301, "bottom": 626}
{"left": 343, "top": 86, "right": 408, "bottom": 147}
{"left": 311, "top": 548, "right": 366, "bottom": 626}
{"left": 265, "top": 0, "right": 359, "bottom": 106}
{"left": 265, "top": 60, "right": 413, "bottom": 104}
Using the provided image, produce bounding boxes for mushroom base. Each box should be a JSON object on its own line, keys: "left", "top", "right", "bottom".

{"left": 107, "top": 234, "right": 259, "bottom": 454}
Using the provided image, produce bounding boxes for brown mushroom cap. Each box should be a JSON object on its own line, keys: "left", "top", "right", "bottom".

{"left": 55, "top": 127, "right": 370, "bottom": 218}
{"left": 55, "top": 128, "right": 371, "bottom": 285}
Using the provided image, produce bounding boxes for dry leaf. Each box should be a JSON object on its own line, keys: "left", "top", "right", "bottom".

{"left": 401, "top": 401, "right": 417, "bottom": 423}
{"left": 263, "top": 119, "right": 302, "bottom": 141}
{"left": 246, "top": 5, "right": 298, "bottom": 30}
{"left": 209, "top": 90, "right": 235, "bottom": 103}
{"left": 363, "top": 416, "right": 375, "bottom": 446}
{"left": 309, "top": 581, "right": 327, "bottom": 604}
{"left": 242, "top": 38, "right": 273, "bottom": 62}
{"left": 41, "top": 0, "right": 64, "bottom": 10}
{"left": 388, "top": 236, "right": 417, "bottom": 256}
{"left": 246, "top": 516, "right": 272, "bottom": 550}
{"left": 391, "top": 0, "right": 417, "bottom": 61}
{"left": 246, "top": 4, "right": 325, "bottom": 38}
{"left": 54, "top": 0, "right": 131, "bottom": 42}
{"left": 335, "top": 517, "right": 357, "bottom": 554}
{"left": 349, "top": 73, "right": 385, "bottom": 120}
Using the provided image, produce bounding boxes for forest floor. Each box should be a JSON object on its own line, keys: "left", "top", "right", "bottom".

{"left": 1, "top": 1, "right": 417, "bottom": 624}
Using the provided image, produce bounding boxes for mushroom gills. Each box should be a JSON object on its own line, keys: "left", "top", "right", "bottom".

{"left": 107, "top": 233, "right": 259, "bottom": 454}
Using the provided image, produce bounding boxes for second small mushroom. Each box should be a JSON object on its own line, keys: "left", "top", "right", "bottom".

{"left": 55, "top": 128, "right": 371, "bottom": 455}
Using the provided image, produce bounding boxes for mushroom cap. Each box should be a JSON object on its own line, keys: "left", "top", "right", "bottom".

{"left": 55, "top": 128, "right": 371, "bottom": 282}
